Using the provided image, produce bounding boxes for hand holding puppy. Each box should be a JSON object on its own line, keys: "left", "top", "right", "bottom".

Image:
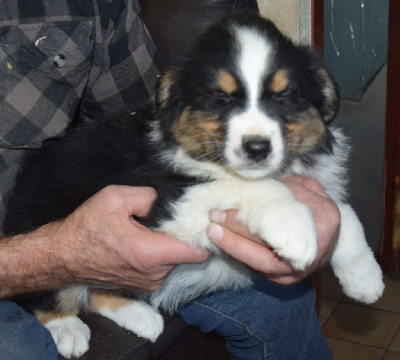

{"left": 0, "top": 185, "right": 210, "bottom": 298}
{"left": 207, "top": 177, "right": 340, "bottom": 285}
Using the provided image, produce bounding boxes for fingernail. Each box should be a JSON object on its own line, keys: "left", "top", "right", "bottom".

{"left": 209, "top": 209, "right": 226, "bottom": 223}
{"left": 207, "top": 223, "right": 224, "bottom": 241}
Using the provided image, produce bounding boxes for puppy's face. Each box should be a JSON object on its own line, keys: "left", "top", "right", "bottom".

{"left": 156, "top": 14, "right": 338, "bottom": 179}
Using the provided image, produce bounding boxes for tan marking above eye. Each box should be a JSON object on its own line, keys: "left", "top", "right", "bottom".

{"left": 271, "top": 69, "right": 289, "bottom": 93}
{"left": 218, "top": 70, "right": 238, "bottom": 94}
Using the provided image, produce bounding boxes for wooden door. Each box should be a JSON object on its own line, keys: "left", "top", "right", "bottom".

{"left": 380, "top": 0, "right": 400, "bottom": 276}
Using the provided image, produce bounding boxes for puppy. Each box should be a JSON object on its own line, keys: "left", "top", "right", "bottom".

{"left": 3, "top": 12, "right": 384, "bottom": 358}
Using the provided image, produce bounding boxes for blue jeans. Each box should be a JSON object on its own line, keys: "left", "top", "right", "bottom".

{"left": 0, "top": 301, "right": 58, "bottom": 360}
{"left": 179, "top": 275, "right": 332, "bottom": 360}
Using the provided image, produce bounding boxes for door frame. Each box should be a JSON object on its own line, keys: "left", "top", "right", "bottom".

{"left": 380, "top": 0, "right": 400, "bottom": 275}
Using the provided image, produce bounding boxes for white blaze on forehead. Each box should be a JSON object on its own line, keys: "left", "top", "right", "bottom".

{"left": 221, "top": 26, "right": 283, "bottom": 179}
{"left": 235, "top": 27, "right": 272, "bottom": 106}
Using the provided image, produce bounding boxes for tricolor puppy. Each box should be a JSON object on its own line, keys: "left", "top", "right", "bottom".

{"left": 3, "top": 13, "right": 384, "bottom": 358}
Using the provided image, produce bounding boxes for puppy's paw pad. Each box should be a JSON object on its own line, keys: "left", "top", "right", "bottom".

{"left": 98, "top": 300, "right": 164, "bottom": 342}
{"left": 45, "top": 316, "right": 90, "bottom": 358}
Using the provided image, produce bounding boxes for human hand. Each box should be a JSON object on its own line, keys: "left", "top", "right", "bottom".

{"left": 206, "top": 176, "right": 340, "bottom": 285}
{"left": 57, "top": 185, "right": 210, "bottom": 292}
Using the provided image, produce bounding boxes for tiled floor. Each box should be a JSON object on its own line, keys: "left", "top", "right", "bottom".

{"left": 320, "top": 267, "right": 400, "bottom": 360}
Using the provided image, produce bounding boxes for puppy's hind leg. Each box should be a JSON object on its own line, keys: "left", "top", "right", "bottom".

{"left": 90, "top": 290, "right": 164, "bottom": 342}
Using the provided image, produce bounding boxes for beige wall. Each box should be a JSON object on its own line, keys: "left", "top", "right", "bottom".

{"left": 257, "top": 0, "right": 311, "bottom": 43}
{"left": 258, "top": 0, "right": 299, "bottom": 40}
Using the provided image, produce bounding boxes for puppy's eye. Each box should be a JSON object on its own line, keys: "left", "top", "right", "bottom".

{"left": 196, "top": 90, "right": 234, "bottom": 110}
{"left": 212, "top": 90, "right": 233, "bottom": 105}
{"left": 277, "top": 88, "right": 293, "bottom": 97}
{"left": 273, "top": 87, "right": 298, "bottom": 104}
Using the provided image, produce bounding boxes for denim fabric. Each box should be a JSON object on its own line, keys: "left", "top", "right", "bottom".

{"left": 0, "top": 301, "right": 58, "bottom": 360}
{"left": 179, "top": 276, "right": 332, "bottom": 360}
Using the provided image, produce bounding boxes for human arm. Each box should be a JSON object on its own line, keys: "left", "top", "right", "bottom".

{"left": 0, "top": 185, "right": 210, "bottom": 299}
{"left": 206, "top": 176, "right": 340, "bottom": 285}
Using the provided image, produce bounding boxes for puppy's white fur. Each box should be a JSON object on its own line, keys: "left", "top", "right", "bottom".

{"left": 151, "top": 177, "right": 318, "bottom": 312}
{"left": 96, "top": 300, "right": 164, "bottom": 342}
{"left": 45, "top": 316, "right": 90, "bottom": 359}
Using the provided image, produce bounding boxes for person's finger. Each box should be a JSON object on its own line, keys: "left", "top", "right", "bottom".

{"left": 116, "top": 186, "right": 158, "bottom": 217}
{"left": 207, "top": 223, "right": 293, "bottom": 274}
{"left": 138, "top": 229, "right": 211, "bottom": 266}
{"left": 206, "top": 222, "right": 314, "bottom": 285}
{"left": 209, "top": 209, "right": 264, "bottom": 244}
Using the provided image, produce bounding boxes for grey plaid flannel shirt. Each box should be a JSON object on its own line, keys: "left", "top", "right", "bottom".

{"left": 0, "top": 0, "right": 163, "bottom": 224}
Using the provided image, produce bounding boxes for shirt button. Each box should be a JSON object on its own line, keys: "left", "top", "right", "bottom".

{"left": 53, "top": 54, "right": 66, "bottom": 68}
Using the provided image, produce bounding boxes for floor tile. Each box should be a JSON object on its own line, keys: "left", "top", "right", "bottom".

{"left": 319, "top": 299, "right": 338, "bottom": 326}
{"left": 323, "top": 303, "right": 400, "bottom": 348}
{"left": 343, "top": 277, "right": 400, "bottom": 313}
{"left": 389, "top": 327, "right": 400, "bottom": 352}
{"left": 370, "top": 277, "right": 400, "bottom": 313}
{"left": 325, "top": 337, "right": 384, "bottom": 360}
{"left": 321, "top": 267, "right": 343, "bottom": 301}
{"left": 383, "top": 351, "right": 400, "bottom": 360}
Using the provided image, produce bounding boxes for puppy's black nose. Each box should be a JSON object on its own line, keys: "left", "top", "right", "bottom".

{"left": 242, "top": 136, "right": 271, "bottom": 162}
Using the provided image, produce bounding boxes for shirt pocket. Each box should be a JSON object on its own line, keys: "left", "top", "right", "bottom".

{"left": 0, "top": 20, "right": 94, "bottom": 148}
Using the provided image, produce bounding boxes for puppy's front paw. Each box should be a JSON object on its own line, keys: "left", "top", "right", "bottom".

{"left": 97, "top": 300, "right": 164, "bottom": 342}
{"left": 273, "top": 203, "right": 317, "bottom": 270}
{"left": 246, "top": 201, "right": 317, "bottom": 270}
{"left": 45, "top": 315, "right": 90, "bottom": 359}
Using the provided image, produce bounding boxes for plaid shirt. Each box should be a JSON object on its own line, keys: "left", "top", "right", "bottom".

{"left": 0, "top": 0, "right": 163, "bottom": 223}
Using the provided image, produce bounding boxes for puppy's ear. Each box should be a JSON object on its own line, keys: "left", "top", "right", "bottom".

{"left": 156, "top": 71, "right": 174, "bottom": 111}
{"left": 155, "top": 70, "right": 183, "bottom": 137}
{"left": 318, "top": 67, "right": 339, "bottom": 124}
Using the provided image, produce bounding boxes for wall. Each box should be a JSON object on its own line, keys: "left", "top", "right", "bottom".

{"left": 334, "top": 65, "right": 386, "bottom": 252}
{"left": 324, "top": 0, "right": 388, "bottom": 251}
{"left": 258, "top": 0, "right": 389, "bottom": 68}
{"left": 324, "top": 0, "right": 389, "bottom": 101}
{"left": 257, "top": 0, "right": 300, "bottom": 41}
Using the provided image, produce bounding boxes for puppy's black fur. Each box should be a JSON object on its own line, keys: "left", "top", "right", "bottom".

{"left": 4, "top": 108, "right": 198, "bottom": 235}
